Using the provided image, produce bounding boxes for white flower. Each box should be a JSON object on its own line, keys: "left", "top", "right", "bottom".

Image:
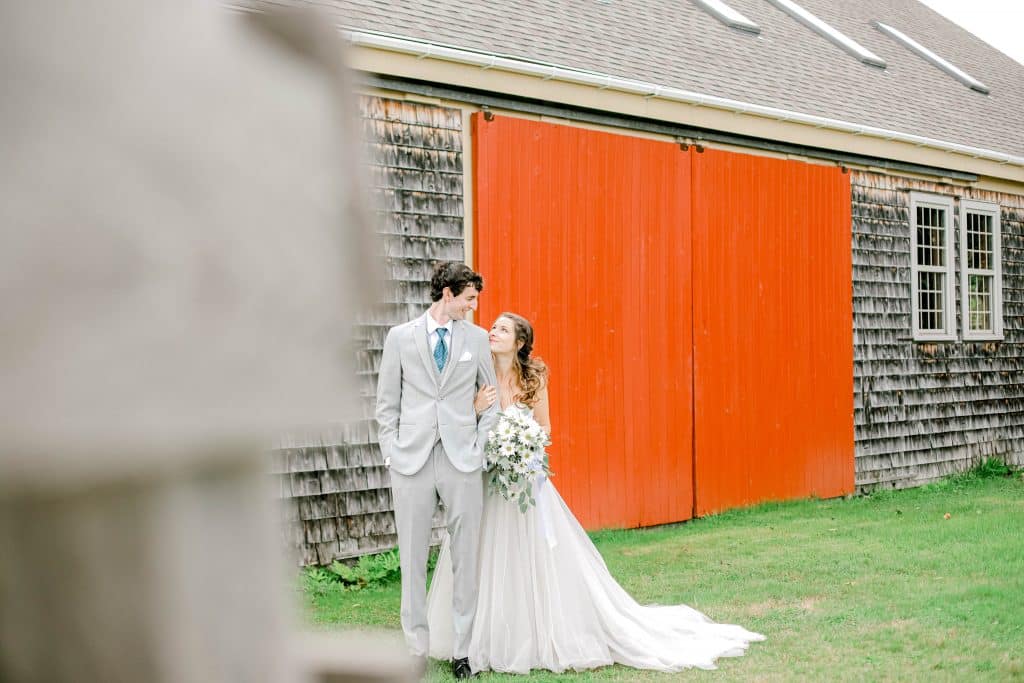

{"left": 481, "top": 410, "right": 551, "bottom": 512}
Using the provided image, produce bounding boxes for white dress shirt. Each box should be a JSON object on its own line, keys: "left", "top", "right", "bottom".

{"left": 426, "top": 312, "right": 454, "bottom": 354}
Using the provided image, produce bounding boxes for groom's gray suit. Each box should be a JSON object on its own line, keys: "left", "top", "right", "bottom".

{"left": 376, "top": 311, "right": 498, "bottom": 658}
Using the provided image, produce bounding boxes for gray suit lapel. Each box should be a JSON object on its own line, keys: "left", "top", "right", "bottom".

{"left": 412, "top": 313, "right": 440, "bottom": 388}
{"left": 439, "top": 319, "right": 465, "bottom": 390}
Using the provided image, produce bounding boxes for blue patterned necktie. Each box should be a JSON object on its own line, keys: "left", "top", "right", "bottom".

{"left": 434, "top": 327, "right": 448, "bottom": 372}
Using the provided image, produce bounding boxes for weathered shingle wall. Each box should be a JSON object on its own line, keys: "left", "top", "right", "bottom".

{"left": 852, "top": 171, "right": 1024, "bottom": 490}
{"left": 273, "top": 105, "right": 1024, "bottom": 563}
{"left": 275, "top": 95, "right": 465, "bottom": 565}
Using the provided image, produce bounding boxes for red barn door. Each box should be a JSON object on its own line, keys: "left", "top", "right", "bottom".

{"left": 473, "top": 114, "right": 695, "bottom": 529}
{"left": 473, "top": 115, "right": 855, "bottom": 528}
{"left": 691, "top": 149, "right": 854, "bottom": 515}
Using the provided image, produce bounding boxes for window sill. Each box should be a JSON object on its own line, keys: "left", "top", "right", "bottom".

{"left": 911, "top": 335, "right": 957, "bottom": 343}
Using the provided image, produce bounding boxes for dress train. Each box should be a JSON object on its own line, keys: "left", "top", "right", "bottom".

{"left": 426, "top": 474, "right": 765, "bottom": 674}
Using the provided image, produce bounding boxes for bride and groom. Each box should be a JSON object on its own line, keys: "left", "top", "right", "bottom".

{"left": 375, "top": 261, "right": 764, "bottom": 678}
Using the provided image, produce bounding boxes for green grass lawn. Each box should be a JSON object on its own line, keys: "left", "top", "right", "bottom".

{"left": 299, "top": 469, "right": 1024, "bottom": 681}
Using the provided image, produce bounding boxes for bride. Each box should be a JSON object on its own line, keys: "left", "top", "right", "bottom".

{"left": 426, "top": 312, "right": 765, "bottom": 675}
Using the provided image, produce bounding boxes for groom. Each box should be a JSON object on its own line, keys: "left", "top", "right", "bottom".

{"left": 376, "top": 261, "right": 499, "bottom": 679}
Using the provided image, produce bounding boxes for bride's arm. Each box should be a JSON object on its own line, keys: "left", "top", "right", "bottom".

{"left": 533, "top": 385, "right": 552, "bottom": 441}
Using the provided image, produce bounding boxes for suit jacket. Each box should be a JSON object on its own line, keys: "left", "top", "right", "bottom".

{"left": 376, "top": 312, "right": 499, "bottom": 475}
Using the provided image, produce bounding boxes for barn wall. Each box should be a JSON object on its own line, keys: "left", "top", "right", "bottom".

{"left": 852, "top": 171, "right": 1024, "bottom": 489}
{"left": 275, "top": 95, "right": 465, "bottom": 565}
{"left": 274, "top": 99, "right": 1024, "bottom": 565}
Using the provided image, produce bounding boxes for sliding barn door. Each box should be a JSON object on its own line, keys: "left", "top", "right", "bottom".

{"left": 473, "top": 114, "right": 694, "bottom": 528}
{"left": 691, "top": 149, "right": 854, "bottom": 514}
{"left": 473, "top": 116, "right": 854, "bottom": 528}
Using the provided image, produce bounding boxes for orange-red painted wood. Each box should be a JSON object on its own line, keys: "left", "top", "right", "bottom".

{"left": 472, "top": 115, "right": 855, "bottom": 529}
{"left": 691, "top": 149, "right": 855, "bottom": 515}
{"left": 472, "top": 114, "right": 695, "bottom": 529}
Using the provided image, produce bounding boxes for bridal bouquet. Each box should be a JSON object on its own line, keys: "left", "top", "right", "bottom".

{"left": 483, "top": 410, "right": 552, "bottom": 512}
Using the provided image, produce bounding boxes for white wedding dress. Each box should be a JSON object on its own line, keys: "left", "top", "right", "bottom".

{"left": 426, "top": 404, "right": 765, "bottom": 674}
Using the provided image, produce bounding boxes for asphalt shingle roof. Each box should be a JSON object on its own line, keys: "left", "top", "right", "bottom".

{"left": 284, "top": 0, "right": 1024, "bottom": 158}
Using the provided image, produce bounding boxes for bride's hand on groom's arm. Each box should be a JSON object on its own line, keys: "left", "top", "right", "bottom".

{"left": 474, "top": 384, "right": 497, "bottom": 414}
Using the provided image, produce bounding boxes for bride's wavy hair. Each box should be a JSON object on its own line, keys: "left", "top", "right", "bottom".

{"left": 499, "top": 312, "right": 548, "bottom": 407}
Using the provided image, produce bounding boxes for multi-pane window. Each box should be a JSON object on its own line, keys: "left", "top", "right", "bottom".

{"left": 960, "top": 200, "right": 1003, "bottom": 340}
{"left": 910, "top": 193, "right": 956, "bottom": 340}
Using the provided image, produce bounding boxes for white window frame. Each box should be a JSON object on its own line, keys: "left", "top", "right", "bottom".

{"left": 909, "top": 192, "right": 957, "bottom": 341}
{"left": 960, "top": 199, "right": 1003, "bottom": 341}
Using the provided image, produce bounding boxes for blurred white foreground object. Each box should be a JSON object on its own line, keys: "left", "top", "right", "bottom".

{"left": 0, "top": 2, "right": 409, "bottom": 681}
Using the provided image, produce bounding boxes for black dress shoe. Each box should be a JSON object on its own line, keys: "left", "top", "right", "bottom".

{"left": 451, "top": 657, "right": 475, "bottom": 679}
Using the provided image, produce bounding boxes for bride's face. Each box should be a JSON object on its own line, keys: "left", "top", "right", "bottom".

{"left": 489, "top": 316, "right": 519, "bottom": 355}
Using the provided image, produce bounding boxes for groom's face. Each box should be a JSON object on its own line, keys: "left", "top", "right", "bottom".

{"left": 444, "top": 284, "right": 479, "bottom": 321}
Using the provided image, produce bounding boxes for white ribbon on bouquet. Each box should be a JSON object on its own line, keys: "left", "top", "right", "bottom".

{"left": 533, "top": 473, "right": 558, "bottom": 548}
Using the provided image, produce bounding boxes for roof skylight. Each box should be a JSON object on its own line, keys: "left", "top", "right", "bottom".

{"left": 766, "top": 0, "right": 886, "bottom": 68}
{"left": 874, "top": 21, "right": 990, "bottom": 94}
{"left": 690, "top": 0, "right": 761, "bottom": 34}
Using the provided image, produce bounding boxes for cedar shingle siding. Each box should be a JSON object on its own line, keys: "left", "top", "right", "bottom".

{"left": 276, "top": 96, "right": 464, "bottom": 566}
{"left": 852, "top": 171, "right": 1024, "bottom": 490}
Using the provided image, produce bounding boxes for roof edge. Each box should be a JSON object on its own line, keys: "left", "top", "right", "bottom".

{"left": 344, "top": 29, "right": 1024, "bottom": 170}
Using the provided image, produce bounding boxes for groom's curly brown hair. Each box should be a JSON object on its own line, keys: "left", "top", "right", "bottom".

{"left": 429, "top": 261, "right": 484, "bottom": 301}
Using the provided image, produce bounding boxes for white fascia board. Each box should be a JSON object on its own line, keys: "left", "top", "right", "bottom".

{"left": 343, "top": 30, "right": 1024, "bottom": 169}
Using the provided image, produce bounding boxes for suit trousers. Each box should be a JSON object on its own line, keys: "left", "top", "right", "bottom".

{"left": 390, "top": 439, "right": 483, "bottom": 658}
